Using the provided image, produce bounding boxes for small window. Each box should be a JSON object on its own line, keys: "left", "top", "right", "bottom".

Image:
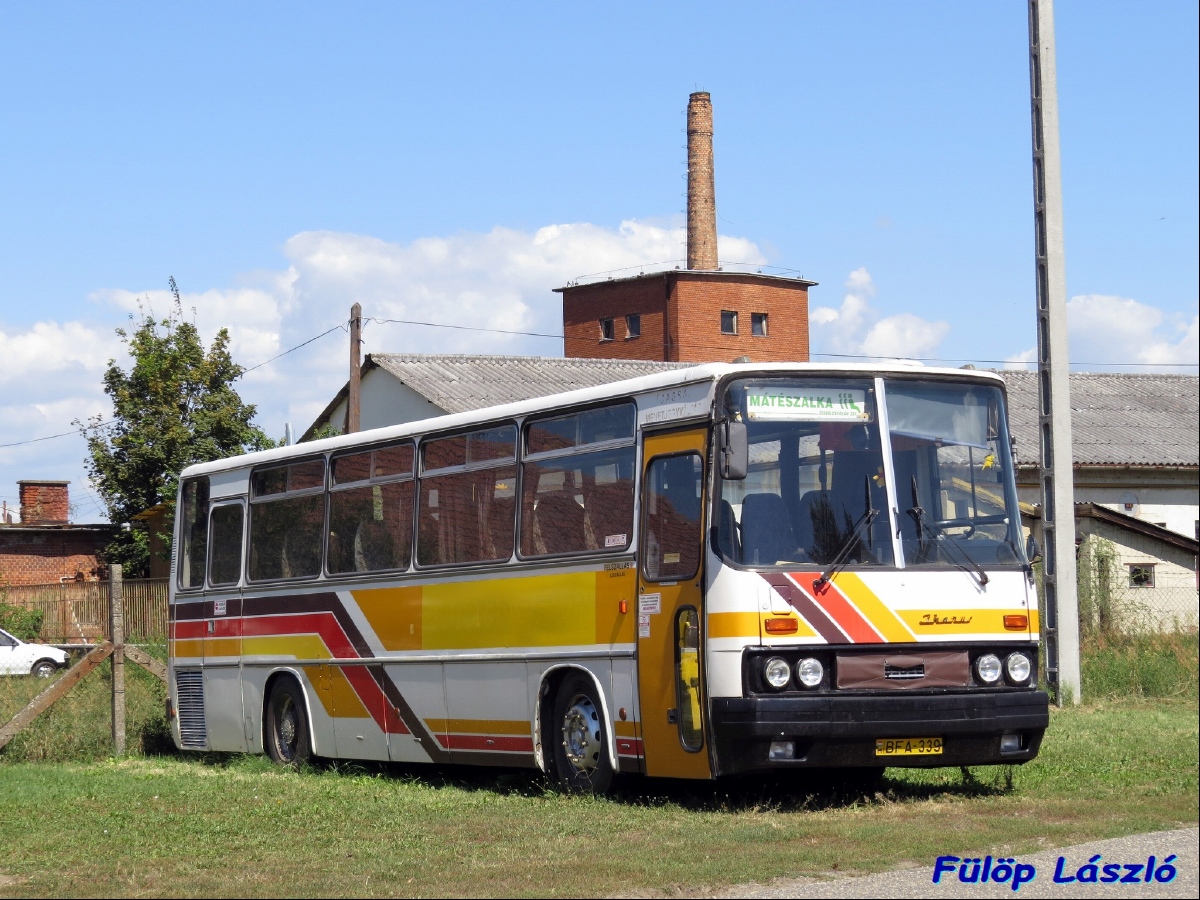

{"left": 642, "top": 453, "right": 704, "bottom": 581}
{"left": 720, "top": 310, "right": 738, "bottom": 335}
{"left": 178, "top": 478, "right": 210, "bottom": 590}
{"left": 625, "top": 314, "right": 641, "bottom": 339}
{"left": 752, "top": 313, "right": 768, "bottom": 337}
{"left": 1128, "top": 564, "right": 1155, "bottom": 588}
{"left": 599, "top": 318, "right": 614, "bottom": 341}
{"left": 208, "top": 504, "right": 244, "bottom": 586}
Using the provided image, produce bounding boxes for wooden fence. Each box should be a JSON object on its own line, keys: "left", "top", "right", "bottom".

{"left": 1, "top": 578, "right": 168, "bottom": 644}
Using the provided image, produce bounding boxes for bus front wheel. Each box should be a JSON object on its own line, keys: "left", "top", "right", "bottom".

{"left": 551, "top": 673, "right": 615, "bottom": 794}
{"left": 265, "top": 676, "right": 312, "bottom": 767}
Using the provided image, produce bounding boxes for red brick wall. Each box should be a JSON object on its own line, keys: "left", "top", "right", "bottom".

{"left": 18, "top": 481, "right": 70, "bottom": 525}
{"left": 670, "top": 274, "right": 809, "bottom": 363}
{"left": 560, "top": 272, "right": 810, "bottom": 364}
{"left": 562, "top": 276, "right": 670, "bottom": 360}
{"left": 0, "top": 528, "right": 109, "bottom": 585}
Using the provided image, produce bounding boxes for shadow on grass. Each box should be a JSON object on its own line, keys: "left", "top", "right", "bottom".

{"left": 181, "top": 749, "right": 1015, "bottom": 812}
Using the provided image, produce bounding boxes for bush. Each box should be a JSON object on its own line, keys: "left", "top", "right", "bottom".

{"left": 0, "top": 604, "right": 45, "bottom": 642}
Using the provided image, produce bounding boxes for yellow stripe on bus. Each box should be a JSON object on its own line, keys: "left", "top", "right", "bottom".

{"left": 242, "top": 635, "right": 333, "bottom": 659}
{"left": 706, "top": 612, "right": 818, "bottom": 640}
{"left": 355, "top": 567, "right": 637, "bottom": 652}
{"left": 832, "top": 573, "right": 916, "bottom": 642}
{"left": 897, "top": 609, "right": 1035, "bottom": 636}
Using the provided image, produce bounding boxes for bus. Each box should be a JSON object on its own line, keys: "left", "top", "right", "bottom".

{"left": 168, "top": 362, "right": 1049, "bottom": 789}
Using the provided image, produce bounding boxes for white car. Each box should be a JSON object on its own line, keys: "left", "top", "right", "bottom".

{"left": 0, "top": 628, "right": 69, "bottom": 677}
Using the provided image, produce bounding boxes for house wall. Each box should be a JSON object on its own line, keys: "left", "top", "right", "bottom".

{"left": 1075, "top": 521, "right": 1198, "bottom": 631}
{"left": 1017, "top": 465, "right": 1199, "bottom": 539}
{"left": 0, "top": 528, "right": 109, "bottom": 585}
{"left": 318, "top": 368, "right": 449, "bottom": 438}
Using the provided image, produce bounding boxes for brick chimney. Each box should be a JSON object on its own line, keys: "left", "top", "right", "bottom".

{"left": 18, "top": 480, "right": 70, "bottom": 525}
{"left": 686, "top": 91, "right": 718, "bottom": 270}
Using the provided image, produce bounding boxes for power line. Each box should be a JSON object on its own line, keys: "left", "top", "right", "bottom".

{"left": 366, "top": 317, "right": 563, "bottom": 339}
{"left": 241, "top": 322, "right": 350, "bottom": 374}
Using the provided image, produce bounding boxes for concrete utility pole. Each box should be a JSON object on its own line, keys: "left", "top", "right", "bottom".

{"left": 347, "top": 303, "right": 362, "bottom": 434}
{"left": 1028, "top": 0, "right": 1081, "bottom": 705}
{"left": 109, "top": 564, "right": 126, "bottom": 754}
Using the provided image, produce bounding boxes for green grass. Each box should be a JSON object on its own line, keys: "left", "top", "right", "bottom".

{"left": 0, "top": 697, "right": 1195, "bottom": 898}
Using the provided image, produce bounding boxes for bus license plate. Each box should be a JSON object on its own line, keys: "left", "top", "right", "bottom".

{"left": 875, "top": 737, "right": 943, "bottom": 756}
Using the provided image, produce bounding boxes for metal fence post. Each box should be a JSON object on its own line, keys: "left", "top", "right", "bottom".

{"left": 110, "top": 564, "right": 126, "bottom": 755}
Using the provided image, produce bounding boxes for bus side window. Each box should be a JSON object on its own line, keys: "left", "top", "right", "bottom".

{"left": 418, "top": 426, "right": 516, "bottom": 567}
{"left": 208, "top": 504, "right": 244, "bottom": 586}
{"left": 248, "top": 459, "right": 327, "bottom": 581}
{"left": 178, "top": 478, "right": 210, "bottom": 590}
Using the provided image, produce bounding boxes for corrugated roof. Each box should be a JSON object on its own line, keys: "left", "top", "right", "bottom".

{"left": 326, "top": 355, "right": 1197, "bottom": 470}
{"left": 370, "top": 354, "right": 691, "bottom": 414}
{"left": 1000, "top": 370, "right": 1198, "bottom": 468}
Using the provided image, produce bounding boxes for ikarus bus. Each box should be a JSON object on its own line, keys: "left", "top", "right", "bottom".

{"left": 168, "top": 362, "right": 1049, "bottom": 789}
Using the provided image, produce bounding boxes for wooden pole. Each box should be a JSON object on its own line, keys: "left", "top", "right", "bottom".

{"left": 110, "top": 564, "right": 126, "bottom": 755}
{"left": 347, "top": 302, "right": 362, "bottom": 434}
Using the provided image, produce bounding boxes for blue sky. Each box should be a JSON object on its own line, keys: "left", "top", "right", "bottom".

{"left": 1, "top": 1, "right": 1196, "bottom": 523}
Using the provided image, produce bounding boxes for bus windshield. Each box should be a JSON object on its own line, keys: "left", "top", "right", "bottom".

{"left": 885, "top": 379, "right": 1023, "bottom": 568}
{"left": 717, "top": 378, "right": 894, "bottom": 568}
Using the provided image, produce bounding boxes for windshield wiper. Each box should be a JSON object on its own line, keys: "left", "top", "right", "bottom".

{"left": 906, "top": 475, "right": 989, "bottom": 587}
{"left": 815, "top": 476, "right": 877, "bottom": 588}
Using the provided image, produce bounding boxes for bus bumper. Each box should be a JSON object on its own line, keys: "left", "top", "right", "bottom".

{"left": 709, "top": 690, "right": 1049, "bottom": 774}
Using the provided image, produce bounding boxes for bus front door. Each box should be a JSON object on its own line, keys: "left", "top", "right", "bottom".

{"left": 637, "top": 427, "right": 712, "bottom": 779}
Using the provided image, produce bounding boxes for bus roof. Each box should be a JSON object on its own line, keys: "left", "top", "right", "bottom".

{"left": 180, "top": 361, "right": 1006, "bottom": 479}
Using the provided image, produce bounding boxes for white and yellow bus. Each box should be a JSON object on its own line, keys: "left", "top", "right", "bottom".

{"left": 168, "top": 362, "right": 1049, "bottom": 789}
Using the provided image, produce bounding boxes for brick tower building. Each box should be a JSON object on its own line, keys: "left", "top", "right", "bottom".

{"left": 559, "top": 92, "right": 814, "bottom": 364}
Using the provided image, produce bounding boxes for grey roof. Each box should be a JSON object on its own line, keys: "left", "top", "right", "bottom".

{"left": 316, "top": 354, "right": 1198, "bottom": 470}
{"left": 1000, "top": 371, "right": 1198, "bottom": 468}
{"left": 370, "top": 354, "right": 691, "bottom": 414}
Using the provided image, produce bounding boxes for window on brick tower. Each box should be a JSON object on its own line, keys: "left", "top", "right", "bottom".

{"left": 720, "top": 310, "right": 737, "bottom": 335}
{"left": 599, "top": 318, "right": 614, "bottom": 341}
{"left": 752, "top": 313, "right": 768, "bottom": 337}
{"left": 625, "top": 314, "right": 641, "bottom": 339}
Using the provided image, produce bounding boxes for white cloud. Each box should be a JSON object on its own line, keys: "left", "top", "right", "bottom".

{"left": 1006, "top": 294, "right": 1198, "bottom": 371}
{"left": 809, "top": 267, "right": 949, "bottom": 361}
{"left": 0, "top": 219, "right": 765, "bottom": 516}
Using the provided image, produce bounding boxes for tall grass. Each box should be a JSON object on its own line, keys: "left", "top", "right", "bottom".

{"left": 1081, "top": 630, "right": 1199, "bottom": 701}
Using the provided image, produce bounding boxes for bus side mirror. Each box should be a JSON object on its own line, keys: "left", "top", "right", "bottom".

{"left": 1025, "top": 533, "right": 1041, "bottom": 563}
{"left": 719, "top": 420, "right": 748, "bottom": 480}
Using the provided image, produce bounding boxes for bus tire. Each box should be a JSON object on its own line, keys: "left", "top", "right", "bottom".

{"left": 265, "top": 676, "right": 312, "bottom": 767}
{"left": 551, "top": 673, "right": 615, "bottom": 794}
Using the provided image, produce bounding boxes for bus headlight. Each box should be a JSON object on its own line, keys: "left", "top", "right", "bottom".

{"left": 976, "top": 653, "right": 1002, "bottom": 684}
{"left": 1006, "top": 652, "right": 1032, "bottom": 684}
{"left": 796, "top": 657, "right": 824, "bottom": 688}
{"left": 764, "top": 657, "right": 792, "bottom": 689}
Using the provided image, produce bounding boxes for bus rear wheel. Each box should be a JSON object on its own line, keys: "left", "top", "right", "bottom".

{"left": 551, "top": 673, "right": 615, "bottom": 794}
{"left": 265, "top": 676, "right": 312, "bottom": 767}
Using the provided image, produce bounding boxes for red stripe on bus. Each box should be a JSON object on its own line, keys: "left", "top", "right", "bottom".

{"left": 787, "top": 573, "right": 884, "bottom": 644}
{"left": 760, "top": 573, "right": 848, "bottom": 643}
{"left": 438, "top": 734, "right": 535, "bottom": 753}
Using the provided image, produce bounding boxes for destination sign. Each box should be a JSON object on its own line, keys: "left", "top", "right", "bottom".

{"left": 745, "top": 387, "right": 870, "bottom": 422}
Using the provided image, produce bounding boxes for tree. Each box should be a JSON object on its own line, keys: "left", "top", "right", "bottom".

{"left": 78, "top": 278, "right": 275, "bottom": 576}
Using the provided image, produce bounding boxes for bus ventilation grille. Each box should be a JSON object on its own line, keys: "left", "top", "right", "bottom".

{"left": 175, "top": 670, "right": 207, "bottom": 749}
